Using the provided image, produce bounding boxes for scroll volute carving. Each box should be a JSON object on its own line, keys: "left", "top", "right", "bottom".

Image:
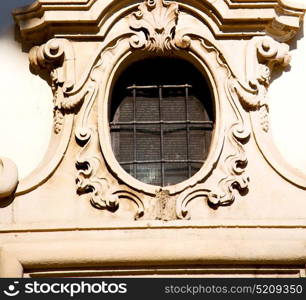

{"left": 29, "top": 39, "right": 75, "bottom": 94}
{"left": 230, "top": 36, "right": 291, "bottom": 132}
{"left": 29, "top": 38, "right": 82, "bottom": 134}
{"left": 233, "top": 36, "right": 291, "bottom": 113}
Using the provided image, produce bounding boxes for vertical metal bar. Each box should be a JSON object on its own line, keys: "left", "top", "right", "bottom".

{"left": 133, "top": 84, "right": 137, "bottom": 179}
{"left": 159, "top": 86, "right": 165, "bottom": 186}
{"left": 185, "top": 84, "right": 191, "bottom": 178}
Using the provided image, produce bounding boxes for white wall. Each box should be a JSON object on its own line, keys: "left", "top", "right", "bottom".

{"left": 269, "top": 22, "right": 306, "bottom": 172}
{"left": 0, "top": 1, "right": 305, "bottom": 179}
{"left": 0, "top": 0, "right": 53, "bottom": 179}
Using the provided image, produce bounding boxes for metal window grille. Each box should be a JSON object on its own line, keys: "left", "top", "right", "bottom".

{"left": 110, "top": 83, "right": 213, "bottom": 186}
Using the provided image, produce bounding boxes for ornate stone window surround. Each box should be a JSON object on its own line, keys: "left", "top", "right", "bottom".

{"left": 100, "top": 48, "right": 220, "bottom": 196}
{"left": 0, "top": 0, "right": 305, "bottom": 220}
{"left": 1, "top": 0, "right": 306, "bottom": 279}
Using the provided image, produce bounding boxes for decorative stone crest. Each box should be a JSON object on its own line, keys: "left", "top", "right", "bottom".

{"left": 129, "top": 0, "right": 180, "bottom": 52}
{"left": 154, "top": 189, "right": 176, "bottom": 221}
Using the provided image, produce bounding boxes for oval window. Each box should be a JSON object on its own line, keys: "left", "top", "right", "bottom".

{"left": 110, "top": 58, "right": 214, "bottom": 187}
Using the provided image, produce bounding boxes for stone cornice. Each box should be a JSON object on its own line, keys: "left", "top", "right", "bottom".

{"left": 13, "top": 0, "right": 305, "bottom": 44}
{"left": 279, "top": 0, "right": 306, "bottom": 10}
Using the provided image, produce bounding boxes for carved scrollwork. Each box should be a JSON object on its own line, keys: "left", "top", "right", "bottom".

{"left": 29, "top": 38, "right": 88, "bottom": 134}
{"left": 75, "top": 124, "right": 119, "bottom": 212}
{"left": 233, "top": 36, "right": 291, "bottom": 131}
{"left": 176, "top": 119, "right": 250, "bottom": 219}
{"left": 74, "top": 41, "right": 123, "bottom": 146}
{"left": 176, "top": 38, "right": 251, "bottom": 218}
{"left": 73, "top": 44, "right": 145, "bottom": 219}
{"left": 76, "top": 155, "right": 119, "bottom": 212}
{"left": 77, "top": 155, "right": 145, "bottom": 219}
{"left": 0, "top": 157, "right": 19, "bottom": 201}
{"left": 73, "top": 55, "right": 118, "bottom": 212}
{"left": 113, "top": 190, "right": 145, "bottom": 220}
{"left": 207, "top": 121, "right": 250, "bottom": 207}
{"left": 129, "top": 0, "right": 189, "bottom": 52}
{"left": 76, "top": 128, "right": 144, "bottom": 220}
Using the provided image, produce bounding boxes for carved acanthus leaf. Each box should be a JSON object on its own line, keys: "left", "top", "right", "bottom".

{"left": 129, "top": 0, "right": 188, "bottom": 52}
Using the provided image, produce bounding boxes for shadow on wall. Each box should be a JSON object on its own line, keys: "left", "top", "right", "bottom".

{"left": 290, "top": 21, "right": 305, "bottom": 51}
{"left": 0, "top": 0, "right": 34, "bottom": 36}
{"left": 270, "top": 22, "right": 304, "bottom": 83}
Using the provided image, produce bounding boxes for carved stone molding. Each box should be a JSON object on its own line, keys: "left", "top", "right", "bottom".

{"left": 267, "top": 1, "right": 305, "bottom": 42}
{"left": 97, "top": 34, "right": 229, "bottom": 199}
{"left": 13, "top": 1, "right": 305, "bottom": 43}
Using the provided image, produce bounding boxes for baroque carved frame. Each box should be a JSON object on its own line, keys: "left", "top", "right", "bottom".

{"left": 1, "top": 0, "right": 305, "bottom": 221}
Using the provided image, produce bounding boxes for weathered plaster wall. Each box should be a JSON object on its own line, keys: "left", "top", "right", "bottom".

{"left": 0, "top": 0, "right": 305, "bottom": 179}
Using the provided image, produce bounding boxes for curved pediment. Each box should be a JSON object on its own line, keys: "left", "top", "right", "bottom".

{"left": 13, "top": 0, "right": 305, "bottom": 45}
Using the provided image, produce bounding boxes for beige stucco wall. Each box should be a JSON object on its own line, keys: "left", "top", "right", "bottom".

{"left": 0, "top": 1, "right": 305, "bottom": 179}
